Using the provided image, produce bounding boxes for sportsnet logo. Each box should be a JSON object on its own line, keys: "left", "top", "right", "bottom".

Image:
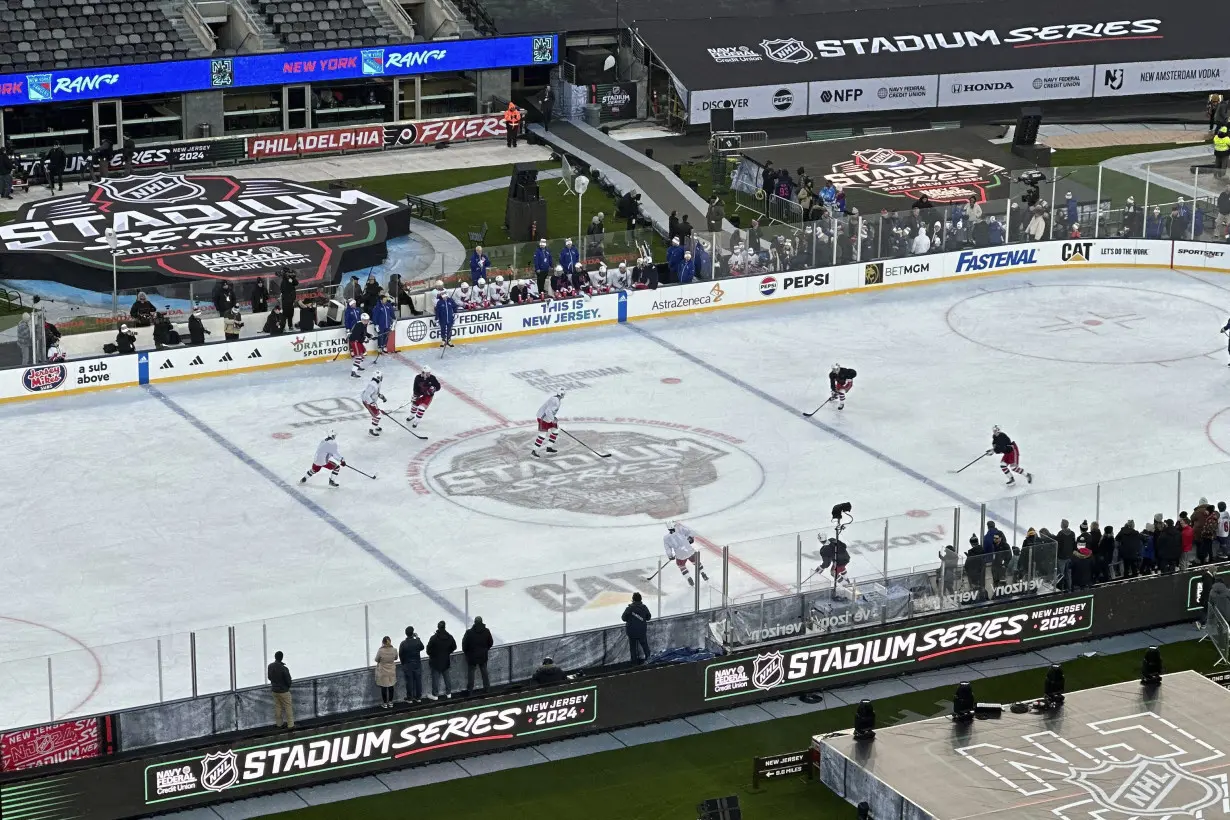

{"left": 21, "top": 364, "right": 66, "bottom": 392}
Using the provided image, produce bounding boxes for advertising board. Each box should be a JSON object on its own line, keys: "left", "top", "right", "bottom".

{"left": 807, "top": 75, "right": 937, "bottom": 114}
{"left": 1173, "top": 241, "right": 1230, "bottom": 272}
{"left": 0, "top": 356, "right": 138, "bottom": 403}
{"left": 937, "top": 65, "right": 1095, "bottom": 106}
{"left": 688, "top": 83, "right": 808, "bottom": 124}
{"left": 382, "top": 113, "right": 506, "bottom": 148}
{"left": 397, "top": 295, "right": 615, "bottom": 349}
{"left": 0, "top": 35, "right": 558, "bottom": 107}
{"left": 1094, "top": 57, "right": 1230, "bottom": 97}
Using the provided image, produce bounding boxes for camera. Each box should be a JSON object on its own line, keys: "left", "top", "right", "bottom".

{"left": 1016, "top": 170, "right": 1046, "bottom": 208}
{"left": 831, "top": 501, "right": 852, "bottom": 522}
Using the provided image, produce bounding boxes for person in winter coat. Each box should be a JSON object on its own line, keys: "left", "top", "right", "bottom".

{"left": 1193, "top": 497, "right": 1218, "bottom": 564}
{"left": 938, "top": 543, "right": 959, "bottom": 594}
{"left": 678, "top": 214, "right": 693, "bottom": 245}
{"left": 470, "top": 245, "right": 491, "bottom": 286}
{"left": 343, "top": 298, "right": 362, "bottom": 331}
{"left": 361, "top": 276, "right": 381, "bottom": 316}
{"left": 1055, "top": 519, "right": 1076, "bottom": 590}
{"left": 1018, "top": 527, "right": 1042, "bottom": 582}
{"left": 46, "top": 141, "right": 66, "bottom": 191}
{"left": 1179, "top": 513, "right": 1195, "bottom": 568}
{"left": 373, "top": 295, "right": 395, "bottom": 352}
{"left": 152, "top": 312, "right": 173, "bottom": 349}
{"left": 1116, "top": 519, "right": 1142, "bottom": 578}
{"left": 398, "top": 627, "right": 424, "bottom": 703}
{"left": 1064, "top": 192, "right": 1079, "bottom": 233}
{"left": 1098, "top": 525, "right": 1116, "bottom": 581}
{"left": 251, "top": 279, "right": 269, "bottom": 313}
{"left": 1070, "top": 544, "right": 1094, "bottom": 589}
{"left": 296, "top": 297, "right": 316, "bottom": 332}
{"left": 15, "top": 313, "right": 31, "bottom": 365}
{"left": 185, "top": 308, "right": 209, "bottom": 345}
{"left": 558, "top": 238, "right": 579, "bottom": 275}
{"left": 342, "top": 275, "right": 362, "bottom": 305}
{"left": 129, "top": 292, "right": 157, "bottom": 326}
{"left": 1026, "top": 209, "right": 1047, "bottom": 241}
{"left": 212, "top": 281, "right": 236, "bottom": 317}
{"left": 1146, "top": 207, "right": 1165, "bottom": 239}
{"left": 461, "top": 616, "right": 493, "bottom": 694}
{"left": 1141, "top": 522, "right": 1157, "bottom": 574}
{"left": 115, "top": 324, "right": 137, "bottom": 355}
{"left": 668, "top": 210, "right": 680, "bottom": 242}
{"left": 1157, "top": 519, "right": 1181, "bottom": 573}
{"left": 911, "top": 226, "right": 931, "bottom": 255}
{"left": 964, "top": 535, "right": 985, "bottom": 598}
{"left": 262, "top": 305, "right": 284, "bottom": 336}
{"left": 679, "top": 251, "right": 696, "bottom": 284}
{"left": 706, "top": 195, "right": 725, "bottom": 233}
{"left": 267, "top": 650, "right": 294, "bottom": 729}
{"left": 374, "top": 636, "right": 398, "bottom": 709}
{"left": 533, "top": 656, "right": 567, "bottom": 686}
{"left": 1217, "top": 501, "right": 1230, "bottom": 560}
{"left": 987, "top": 215, "right": 1004, "bottom": 245}
{"left": 532, "top": 239, "right": 552, "bottom": 293}
{"left": 434, "top": 291, "right": 456, "bottom": 348}
{"left": 426, "top": 621, "right": 456, "bottom": 700}
{"left": 989, "top": 531, "right": 1011, "bottom": 586}
{"left": 621, "top": 592, "right": 652, "bottom": 663}
{"left": 223, "top": 307, "right": 243, "bottom": 341}
{"left": 666, "top": 237, "right": 684, "bottom": 281}
{"left": 693, "top": 240, "right": 712, "bottom": 280}
{"left": 1122, "top": 196, "right": 1142, "bottom": 237}
{"left": 279, "top": 269, "right": 298, "bottom": 327}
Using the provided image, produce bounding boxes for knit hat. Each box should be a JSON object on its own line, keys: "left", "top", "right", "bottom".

{"left": 1080, "top": 520, "right": 1089, "bottom": 531}
{"left": 1126, "top": 519, "right": 1135, "bottom": 529}
{"left": 1027, "top": 527, "right": 1037, "bottom": 536}
{"left": 1200, "top": 497, "right": 1209, "bottom": 506}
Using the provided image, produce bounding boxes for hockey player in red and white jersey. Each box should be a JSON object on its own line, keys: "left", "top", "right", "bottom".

{"left": 570, "top": 262, "right": 590, "bottom": 296}
{"left": 452, "top": 282, "right": 478, "bottom": 311}
{"left": 551, "top": 265, "right": 574, "bottom": 299}
{"left": 608, "top": 261, "right": 631, "bottom": 291}
{"left": 360, "top": 370, "right": 386, "bottom": 436}
{"left": 300, "top": 430, "right": 345, "bottom": 487}
{"left": 588, "top": 263, "right": 610, "bottom": 294}
{"left": 473, "top": 278, "right": 495, "bottom": 309}
{"left": 489, "top": 275, "right": 510, "bottom": 306}
{"left": 664, "top": 522, "right": 709, "bottom": 586}
{"left": 348, "top": 313, "right": 372, "bottom": 378}
{"left": 829, "top": 364, "right": 857, "bottom": 410}
{"left": 988, "top": 426, "right": 1032, "bottom": 486}
{"left": 531, "top": 391, "right": 563, "bottom": 457}
{"left": 407, "top": 365, "right": 440, "bottom": 428}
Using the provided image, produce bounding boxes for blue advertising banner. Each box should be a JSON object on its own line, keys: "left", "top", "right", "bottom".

{"left": 0, "top": 34, "right": 557, "bottom": 107}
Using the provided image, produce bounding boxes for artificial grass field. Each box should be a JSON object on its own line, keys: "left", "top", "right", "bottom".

{"left": 268, "top": 638, "right": 1215, "bottom": 820}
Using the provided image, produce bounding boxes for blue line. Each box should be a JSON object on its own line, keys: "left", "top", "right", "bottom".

{"left": 624, "top": 323, "right": 1001, "bottom": 520}
{"left": 146, "top": 385, "right": 468, "bottom": 621}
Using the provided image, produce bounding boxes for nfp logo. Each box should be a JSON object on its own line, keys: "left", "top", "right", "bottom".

{"left": 759, "top": 276, "right": 778, "bottom": 296}
{"left": 21, "top": 364, "right": 66, "bottom": 392}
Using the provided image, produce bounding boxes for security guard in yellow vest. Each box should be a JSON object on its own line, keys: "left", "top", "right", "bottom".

{"left": 1215, "top": 127, "right": 1230, "bottom": 179}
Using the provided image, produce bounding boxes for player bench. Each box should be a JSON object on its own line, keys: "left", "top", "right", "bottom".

{"left": 404, "top": 194, "right": 448, "bottom": 224}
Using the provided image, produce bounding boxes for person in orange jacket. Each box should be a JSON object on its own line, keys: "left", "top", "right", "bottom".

{"left": 503, "top": 102, "right": 522, "bottom": 148}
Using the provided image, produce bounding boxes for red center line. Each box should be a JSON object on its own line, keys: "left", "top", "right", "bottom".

{"left": 1012, "top": 35, "right": 1163, "bottom": 48}
{"left": 693, "top": 533, "right": 791, "bottom": 595}
{"left": 397, "top": 354, "right": 511, "bottom": 426}
{"left": 393, "top": 734, "right": 514, "bottom": 758}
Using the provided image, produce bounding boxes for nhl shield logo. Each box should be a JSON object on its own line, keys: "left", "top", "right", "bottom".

{"left": 752, "top": 651, "right": 786, "bottom": 690}
{"left": 759, "top": 39, "right": 814, "bottom": 64}
{"left": 200, "top": 750, "right": 239, "bottom": 792}
{"left": 854, "top": 148, "right": 910, "bottom": 168}
{"left": 95, "top": 173, "right": 205, "bottom": 204}
{"left": 1065, "top": 755, "right": 1221, "bottom": 816}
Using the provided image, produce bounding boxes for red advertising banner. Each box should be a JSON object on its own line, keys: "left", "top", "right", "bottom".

{"left": 384, "top": 113, "right": 506, "bottom": 147}
{"left": 1, "top": 719, "right": 101, "bottom": 771}
{"left": 245, "top": 125, "right": 386, "bottom": 159}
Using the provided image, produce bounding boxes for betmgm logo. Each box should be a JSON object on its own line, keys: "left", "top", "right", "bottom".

{"left": 957, "top": 712, "right": 1229, "bottom": 819}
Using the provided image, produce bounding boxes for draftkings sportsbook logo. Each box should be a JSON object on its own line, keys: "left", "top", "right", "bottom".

{"left": 827, "top": 148, "right": 1007, "bottom": 204}
{"left": 145, "top": 687, "right": 598, "bottom": 805}
{"left": 703, "top": 597, "right": 1093, "bottom": 700}
{"left": 0, "top": 174, "right": 405, "bottom": 285}
{"left": 957, "top": 705, "right": 1228, "bottom": 820}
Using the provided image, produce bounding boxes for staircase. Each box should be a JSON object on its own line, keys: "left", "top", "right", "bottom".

{"left": 163, "top": 1, "right": 217, "bottom": 56}
{"left": 360, "top": 0, "right": 416, "bottom": 39}
{"left": 226, "top": 0, "right": 282, "bottom": 53}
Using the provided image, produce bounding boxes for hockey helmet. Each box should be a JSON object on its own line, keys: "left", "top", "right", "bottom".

{"left": 495, "top": 275, "right": 505, "bottom": 284}
{"left": 434, "top": 280, "right": 444, "bottom": 289}
{"left": 554, "top": 390, "right": 565, "bottom": 399}
{"left": 992, "top": 425, "right": 1001, "bottom": 435}
{"left": 372, "top": 370, "right": 382, "bottom": 382}
{"left": 618, "top": 261, "right": 627, "bottom": 268}
{"left": 668, "top": 522, "right": 678, "bottom": 533}
{"left": 477, "top": 278, "right": 486, "bottom": 287}
{"left": 555, "top": 264, "right": 563, "bottom": 272}
{"left": 831, "top": 363, "right": 840, "bottom": 373}
{"left": 574, "top": 262, "right": 584, "bottom": 271}
{"left": 459, "top": 282, "right": 470, "bottom": 291}
{"left": 360, "top": 312, "right": 370, "bottom": 322}
{"left": 421, "top": 365, "right": 432, "bottom": 375}
{"left": 325, "top": 428, "right": 336, "bottom": 440}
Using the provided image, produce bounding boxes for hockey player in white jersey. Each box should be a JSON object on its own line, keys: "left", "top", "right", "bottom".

{"left": 360, "top": 370, "right": 386, "bottom": 436}
{"left": 665, "top": 522, "right": 709, "bottom": 586}
{"left": 588, "top": 263, "right": 609, "bottom": 294}
{"left": 301, "top": 430, "right": 345, "bottom": 487}
{"left": 608, "top": 261, "right": 630, "bottom": 291}
{"left": 531, "top": 391, "right": 563, "bottom": 457}
{"left": 490, "top": 275, "right": 510, "bottom": 305}
{"left": 452, "top": 282, "right": 473, "bottom": 311}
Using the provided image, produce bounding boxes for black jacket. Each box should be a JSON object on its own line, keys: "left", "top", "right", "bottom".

{"left": 533, "top": 662, "right": 567, "bottom": 686}
{"left": 426, "top": 629, "right": 456, "bottom": 671}
{"left": 964, "top": 543, "right": 984, "bottom": 577}
{"left": 1070, "top": 551, "right": 1093, "bottom": 588}
{"left": 362, "top": 281, "right": 382, "bottom": 314}
{"left": 213, "top": 283, "right": 235, "bottom": 316}
{"left": 279, "top": 273, "right": 298, "bottom": 309}
{"left": 267, "top": 660, "right": 292, "bottom": 693}
{"left": 188, "top": 314, "right": 209, "bottom": 345}
{"left": 152, "top": 316, "right": 172, "bottom": 348}
{"left": 251, "top": 280, "right": 269, "bottom": 312}
{"left": 130, "top": 299, "right": 156, "bottom": 324}
{"left": 47, "top": 146, "right": 66, "bottom": 171}
{"left": 297, "top": 303, "right": 316, "bottom": 332}
{"left": 461, "top": 624, "right": 493, "bottom": 664}
{"left": 1116, "top": 525, "right": 1142, "bottom": 562}
{"left": 1055, "top": 526, "right": 1076, "bottom": 558}
{"left": 1156, "top": 524, "right": 1182, "bottom": 566}
{"left": 621, "top": 601, "right": 651, "bottom": 638}
{"left": 398, "top": 634, "right": 424, "bottom": 666}
{"left": 263, "top": 311, "right": 285, "bottom": 335}
{"left": 116, "top": 330, "right": 136, "bottom": 354}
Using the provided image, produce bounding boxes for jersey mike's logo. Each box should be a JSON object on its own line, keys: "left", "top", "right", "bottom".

{"left": 0, "top": 174, "right": 406, "bottom": 286}
{"left": 21, "top": 364, "right": 66, "bottom": 392}
{"left": 828, "top": 148, "right": 1007, "bottom": 204}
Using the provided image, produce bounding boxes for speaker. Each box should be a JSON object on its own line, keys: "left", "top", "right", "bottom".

{"left": 710, "top": 106, "right": 735, "bottom": 133}
{"left": 506, "top": 198, "right": 547, "bottom": 242}
{"left": 697, "top": 796, "right": 742, "bottom": 820}
{"left": 1014, "top": 106, "right": 1043, "bottom": 146}
{"left": 508, "top": 162, "right": 540, "bottom": 202}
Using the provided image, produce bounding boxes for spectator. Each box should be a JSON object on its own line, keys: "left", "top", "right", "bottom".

{"left": 774, "top": 169, "right": 794, "bottom": 201}
{"left": 990, "top": 531, "right": 1011, "bottom": 586}
{"left": 1070, "top": 542, "right": 1094, "bottom": 589}
{"left": 426, "top": 620, "right": 456, "bottom": 700}
{"left": 987, "top": 215, "right": 1004, "bottom": 245}
{"left": 399, "top": 626, "right": 424, "bottom": 703}
{"left": 296, "top": 297, "right": 316, "bottom": 332}
{"left": 15, "top": 313, "right": 31, "bottom": 365}
{"left": 1054, "top": 519, "right": 1076, "bottom": 589}
{"left": 251, "top": 278, "right": 269, "bottom": 313}
{"left": 586, "top": 213, "right": 606, "bottom": 260}
{"left": 129, "top": 292, "right": 157, "bottom": 326}
{"left": 1211, "top": 93, "right": 1225, "bottom": 131}
{"left": 1122, "top": 197, "right": 1142, "bottom": 238}
{"left": 533, "top": 238, "right": 553, "bottom": 293}
{"left": 223, "top": 306, "right": 243, "bottom": 341}
{"left": 834, "top": 187, "right": 847, "bottom": 215}
{"left": 617, "top": 191, "right": 642, "bottom": 231}
{"left": 678, "top": 214, "right": 693, "bottom": 245}
{"left": 152, "top": 311, "right": 173, "bottom": 349}
{"left": 705, "top": 195, "right": 725, "bottom": 233}
{"left": 1064, "top": 192, "right": 1078, "bottom": 233}
{"left": 1157, "top": 518, "right": 1181, "bottom": 573}
{"left": 188, "top": 308, "right": 210, "bottom": 345}
{"left": 267, "top": 650, "right": 294, "bottom": 729}
{"left": 361, "top": 275, "right": 381, "bottom": 316}
{"left": 1027, "top": 208, "right": 1047, "bottom": 241}
{"left": 1195, "top": 497, "right": 1218, "bottom": 564}
{"left": 532, "top": 656, "right": 567, "bottom": 686}
{"left": 344, "top": 275, "right": 363, "bottom": 304}
{"left": 964, "top": 534, "right": 984, "bottom": 598}
{"left": 115, "top": 324, "right": 137, "bottom": 355}
{"left": 470, "top": 245, "right": 491, "bottom": 287}
{"left": 279, "top": 269, "right": 299, "bottom": 327}
{"left": 1098, "top": 524, "right": 1115, "bottom": 580}
{"left": 262, "top": 305, "right": 285, "bottom": 336}
{"left": 374, "top": 636, "right": 398, "bottom": 709}
{"left": 462, "top": 616, "right": 493, "bottom": 694}
{"left": 761, "top": 161, "right": 776, "bottom": 198}
{"left": 1179, "top": 512, "right": 1195, "bottom": 568}
{"left": 1117, "top": 519, "right": 1142, "bottom": 578}
{"left": 1146, "top": 207, "right": 1165, "bottom": 239}
{"left": 979, "top": 520, "right": 1000, "bottom": 563}
{"left": 1141, "top": 522, "right": 1157, "bottom": 575}
{"left": 1016, "top": 528, "right": 1041, "bottom": 582}
{"left": 820, "top": 179, "right": 837, "bottom": 206}
{"left": 212, "top": 281, "right": 236, "bottom": 316}
{"left": 912, "top": 226, "right": 930, "bottom": 255}
{"left": 622, "top": 592, "right": 652, "bottom": 663}
{"left": 937, "top": 542, "right": 958, "bottom": 594}
{"left": 1218, "top": 501, "right": 1230, "bottom": 560}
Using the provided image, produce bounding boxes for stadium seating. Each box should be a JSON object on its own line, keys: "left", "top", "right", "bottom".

{"left": 0, "top": 0, "right": 194, "bottom": 71}
{"left": 250, "top": 0, "right": 399, "bottom": 49}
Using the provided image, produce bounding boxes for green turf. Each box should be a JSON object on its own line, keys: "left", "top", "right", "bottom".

{"left": 1050, "top": 142, "right": 1206, "bottom": 168}
{"left": 267, "top": 639, "right": 1217, "bottom": 820}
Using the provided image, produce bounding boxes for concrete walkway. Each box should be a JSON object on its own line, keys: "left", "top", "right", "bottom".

{"left": 423, "top": 167, "right": 562, "bottom": 203}
{"left": 1102, "top": 144, "right": 1223, "bottom": 201}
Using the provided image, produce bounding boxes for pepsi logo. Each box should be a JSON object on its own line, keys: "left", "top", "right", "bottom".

{"left": 759, "top": 276, "right": 778, "bottom": 297}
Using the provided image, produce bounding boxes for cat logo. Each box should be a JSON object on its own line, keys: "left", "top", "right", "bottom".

{"left": 865, "top": 263, "right": 884, "bottom": 285}
{"left": 1062, "top": 241, "right": 1093, "bottom": 262}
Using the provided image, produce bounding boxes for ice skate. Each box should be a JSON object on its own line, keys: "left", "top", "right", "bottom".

{"left": 350, "top": 371, "right": 361, "bottom": 378}
{"left": 545, "top": 446, "right": 558, "bottom": 454}
{"left": 300, "top": 475, "right": 308, "bottom": 484}
{"left": 1006, "top": 476, "right": 1016, "bottom": 486}
{"left": 531, "top": 450, "right": 542, "bottom": 458}
{"left": 687, "top": 575, "right": 695, "bottom": 586}
{"left": 1026, "top": 473, "right": 1033, "bottom": 484}
{"left": 700, "top": 570, "right": 710, "bottom": 581}
{"left": 368, "top": 428, "right": 380, "bottom": 437}
{"left": 329, "top": 477, "right": 340, "bottom": 487}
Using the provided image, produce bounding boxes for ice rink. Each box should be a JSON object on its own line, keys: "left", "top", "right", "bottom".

{"left": 6, "top": 263, "right": 1230, "bottom": 727}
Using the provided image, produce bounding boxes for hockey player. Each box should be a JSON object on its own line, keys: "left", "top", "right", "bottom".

{"left": 829, "top": 364, "right": 857, "bottom": 410}
{"left": 361, "top": 370, "right": 386, "bottom": 436}
{"left": 301, "top": 430, "right": 345, "bottom": 487}
{"left": 664, "top": 522, "right": 709, "bottom": 586}
{"left": 408, "top": 365, "right": 440, "bottom": 427}
{"left": 815, "top": 530, "right": 851, "bottom": 584}
{"left": 434, "top": 290, "right": 456, "bottom": 348}
{"left": 531, "top": 391, "right": 564, "bottom": 457}
{"left": 490, "top": 275, "right": 510, "bottom": 305}
{"left": 988, "top": 425, "right": 1032, "bottom": 485}
{"left": 608, "top": 261, "right": 631, "bottom": 291}
{"left": 452, "top": 282, "right": 475, "bottom": 311}
{"left": 551, "top": 265, "right": 573, "bottom": 298}
{"left": 570, "top": 262, "right": 589, "bottom": 295}
{"left": 588, "top": 263, "right": 610, "bottom": 294}
{"left": 348, "top": 313, "right": 371, "bottom": 378}
{"left": 1221, "top": 317, "right": 1230, "bottom": 365}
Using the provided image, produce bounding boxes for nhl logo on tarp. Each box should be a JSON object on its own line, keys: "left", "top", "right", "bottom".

{"left": 752, "top": 651, "right": 785, "bottom": 690}
{"left": 200, "top": 750, "right": 239, "bottom": 792}
{"left": 1064, "top": 755, "right": 1221, "bottom": 816}
{"left": 95, "top": 173, "right": 205, "bottom": 204}
{"left": 759, "top": 39, "right": 814, "bottom": 64}
{"left": 853, "top": 148, "right": 910, "bottom": 168}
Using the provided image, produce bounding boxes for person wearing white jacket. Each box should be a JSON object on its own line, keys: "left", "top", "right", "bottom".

{"left": 1027, "top": 209, "right": 1047, "bottom": 241}
{"left": 911, "top": 225, "right": 931, "bottom": 255}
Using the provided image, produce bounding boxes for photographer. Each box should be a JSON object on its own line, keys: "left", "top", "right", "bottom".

{"left": 129, "top": 292, "right": 157, "bottom": 327}
{"left": 262, "top": 304, "right": 285, "bottom": 335}
{"left": 152, "top": 311, "right": 174, "bottom": 349}
{"left": 223, "top": 306, "right": 244, "bottom": 341}
{"left": 187, "top": 308, "right": 210, "bottom": 345}
{"left": 115, "top": 323, "right": 137, "bottom": 355}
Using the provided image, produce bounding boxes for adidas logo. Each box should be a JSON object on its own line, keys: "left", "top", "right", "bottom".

{"left": 219, "top": 352, "right": 234, "bottom": 362}
{"left": 247, "top": 349, "right": 262, "bottom": 359}
{"left": 159, "top": 360, "right": 174, "bottom": 370}
{"left": 189, "top": 356, "right": 204, "bottom": 366}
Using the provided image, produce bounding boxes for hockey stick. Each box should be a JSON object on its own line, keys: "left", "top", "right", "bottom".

{"left": 644, "top": 558, "right": 672, "bottom": 581}
{"left": 950, "top": 452, "right": 990, "bottom": 474}
{"left": 381, "top": 410, "right": 427, "bottom": 440}
{"left": 559, "top": 427, "right": 612, "bottom": 458}
{"left": 345, "top": 464, "right": 378, "bottom": 480}
{"left": 802, "top": 397, "right": 833, "bottom": 417}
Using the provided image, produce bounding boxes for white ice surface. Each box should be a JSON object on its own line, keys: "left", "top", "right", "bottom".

{"left": 5, "top": 265, "right": 1230, "bottom": 728}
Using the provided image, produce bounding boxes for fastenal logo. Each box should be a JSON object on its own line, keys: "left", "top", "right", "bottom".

{"left": 417, "top": 420, "right": 764, "bottom": 527}
{"left": 752, "top": 651, "right": 786, "bottom": 690}
{"left": 759, "top": 276, "right": 778, "bottom": 296}
{"left": 760, "top": 38, "right": 814, "bottom": 64}
{"left": 829, "top": 148, "right": 1007, "bottom": 204}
